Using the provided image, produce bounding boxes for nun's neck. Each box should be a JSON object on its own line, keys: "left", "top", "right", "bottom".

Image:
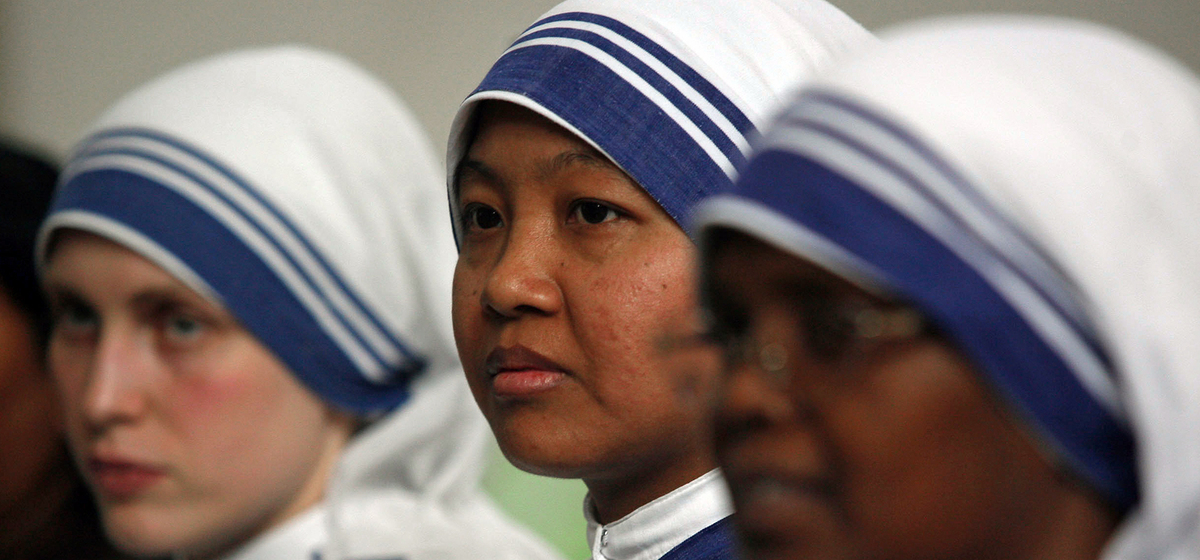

{"left": 584, "top": 447, "right": 716, "bottom": 524}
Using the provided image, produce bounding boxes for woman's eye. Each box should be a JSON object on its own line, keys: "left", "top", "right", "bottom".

{"left": 162, "top": 314, "right": 205, "bottom": 344}
{"left": 795, "top": 293, "right": 862, "bottom": 363}
{"left": 463, "top": 203, "right": 503, "bottom": 231}
{"left": 702, "top": 324, "right": 742, "bottom": 365}
{"left": 703, "top": 306, "right": 750, "bottom": 367}
{"left": 571, "top": 201, "right": 620, "bottom": 225}
{"left": 53, "top": 302, "right": 98, "bottom": 339}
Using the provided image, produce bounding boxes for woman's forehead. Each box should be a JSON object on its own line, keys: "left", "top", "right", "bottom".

{"left": 707, "top": 229, "right": 872, "bottom": 300}
{"left": 44, "top": 231, "right": 194, "bottom": 296}
{"left": 458, "top": 101, "right": 644, "bottom": 199}
{"left": 468, "top": 102, "right": 614, "bottom": 165}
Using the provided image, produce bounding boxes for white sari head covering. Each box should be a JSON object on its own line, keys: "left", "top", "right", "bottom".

{"left": 38, "top": 46, "right": 451, "bottom": 416}
{"left": 446, "top": 0, "right": 873, "bottom": 234}
{"left": 694, "top": 17, "right": 1200, "bottom": 559}
{"left": 36, "top": 46, "right": 560, "bottom": 560}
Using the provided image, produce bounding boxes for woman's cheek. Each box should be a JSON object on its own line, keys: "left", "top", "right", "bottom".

{"left": 450, "top": 271, "right": 487, "bottom": 379}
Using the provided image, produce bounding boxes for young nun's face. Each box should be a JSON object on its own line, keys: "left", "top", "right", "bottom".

{"left": 452, "top": 101, "right": 720, "bottom": 522}
{"left": 42, "top": 231, "right": 354, "bottom": 560}
{"left": 704, "top": 230, "right": 1114, "bottom": 560}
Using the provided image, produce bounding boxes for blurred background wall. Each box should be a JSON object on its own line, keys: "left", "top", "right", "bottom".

{"left": 1, "top": 0, "right": 1196, "bottom": 161}
{"left": 0, "top": 1, "right": 1195, "bottom": 559}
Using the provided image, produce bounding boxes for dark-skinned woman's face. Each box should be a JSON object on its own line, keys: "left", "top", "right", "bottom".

{"left": 706, "top": 230, "right": 1100, "bottom": 560}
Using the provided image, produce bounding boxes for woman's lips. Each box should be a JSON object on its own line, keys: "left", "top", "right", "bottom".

{"left": 88, "top": 457, "right": 165, "bottom": 499}
{"left": 737, "top": 475, "right": 831, "bottom": 516}
{"left": 485, "top": 346, "right": 569, "bottom": 398}
{"left": 721, "top": 439, "right": 839, "bottom": 543}
{"left": 728, "top": 471, "right": 839, "bottom": 543}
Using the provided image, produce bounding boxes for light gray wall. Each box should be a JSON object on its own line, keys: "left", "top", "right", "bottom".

{"left": 0, "top": 0, "right": 563, "bottom": 158}
{"left": 1, "top": 0, "right": 1196, "bottom": 160}
{"left": 838, "top": 0, "right": 1197, "bottom": 71}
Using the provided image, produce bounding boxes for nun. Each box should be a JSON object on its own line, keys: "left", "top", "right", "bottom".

{"left": 37, "top": 46, "right": 562, "bottom": 560}
{"left": 446, "top": 1, "right": 871, "bottom": 559}
{"left": 693, "top": 16, "right": 1200, "bottom": 560}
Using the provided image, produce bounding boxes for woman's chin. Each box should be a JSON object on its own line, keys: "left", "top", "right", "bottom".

{"left": 484, "top": 394, "right": 599, "bottom": 477}
{"left": 104, "top": 520, "right": 183, "bottom": 558}
{"left": 102, "top": 506, "right": 228, "bottom": 560}
{"left": 497, "top": 441, "right": 595, "bottom": 480}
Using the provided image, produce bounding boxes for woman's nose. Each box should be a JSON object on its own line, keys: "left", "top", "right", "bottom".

{"left": 480, "top": 222, "right": 564, "bottom": 319}
{"left": 715, "top": 313, "right": 829, "bottom": 436}
{"left": 717, "top": 358, "right": 798, "bottom": 434}
{"left": 83, "top": 327, "right": 152, "bottom": 429}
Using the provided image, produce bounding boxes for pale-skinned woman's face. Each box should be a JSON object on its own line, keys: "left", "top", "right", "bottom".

{"left": 42, "top": 231, "right": 353, "bottom": 560}
{"left": 705, "top": 231, "right": 1091, "bottom": 560}
{"left": 452, "top": 102, "right": 719, "bottom": 520}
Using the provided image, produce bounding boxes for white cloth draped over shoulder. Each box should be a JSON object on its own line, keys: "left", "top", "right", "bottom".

{"left": 37, "top": 45, "right": 562, "bottom": 560}
{"left": 694, "top": 16, "right": 1200, "bottom": 560}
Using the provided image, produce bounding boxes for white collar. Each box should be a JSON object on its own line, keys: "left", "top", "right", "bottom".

{"left": 584, "top": 469, "right": 732, "bottom": 560}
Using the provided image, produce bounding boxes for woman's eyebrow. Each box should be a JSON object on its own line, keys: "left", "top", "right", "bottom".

{"left": 453, "top": 159, "right": 505, "bottom": 204}
{"left": 544, "top": 148, "right": 634, "bottom": 190}
{"left": 130, "top": 287, "right": 197, "bottom": 310}
{"left": 41, "top": 282, "right": 84, "bottom": 308}
{"left": 456, "top": 159, "right": 501, "bottom": 188}
{"left": 548, "top": 148, "right": 616, "bottom": 175}
{"left": 457, "top": 147, "right": 624, "bottom": 194}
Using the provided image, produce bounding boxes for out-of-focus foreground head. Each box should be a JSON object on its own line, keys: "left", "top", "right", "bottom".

{"left": 694, "top": 16, "right": 1200, "bottom": 560}
{"left": 0, "top": 145, "right": 58, "bottom": 519}
{"left": 445, "top": 0, "right": 873, "bottom": 527}
{"left": 0, "top": 142, "right": 56, "bottom": 343}
{"left": 1, "top": 143, "right": 126, "bottom": 559}
{"left": 35, "top": 46, "right": 489, "bottom": 560}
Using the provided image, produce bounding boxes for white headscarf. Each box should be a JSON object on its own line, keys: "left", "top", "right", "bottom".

{"left": 37, "top": 46, "right": 561, "bottom": 560}
{"left": 695, "top": 16, "right": 1200, "bottom": 559}
{"left": 445, "top": 0, "right": 873, "bottom": 233}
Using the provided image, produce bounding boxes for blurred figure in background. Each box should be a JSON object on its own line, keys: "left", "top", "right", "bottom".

{"left": 37, "top": 46, "right": 561, "bottom": 560}
{"left": 0, "top": 141, "right": 126, "bottom": 560}
{"left": 446, "top": 0, "right": 871, "bottom": 558}
{"left": 693, "top": 16, "right": 1200, "bottom": 560}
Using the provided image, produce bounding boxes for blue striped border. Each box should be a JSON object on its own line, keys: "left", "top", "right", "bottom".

{"left": 729, "top": 144, "right": 1137, "bottom": 510}
{"left": 782, "top": 95, "right": 1110, "bottom": 365}
{"left": 524, "top": 12, "right": 753, "bottom": 139}
{"left": 471, "top": 11, "right": 757, "bottom": 224}
{"left": 50, "top": 129, "right": 426, "bottom": 414}
{"left": 73, "top": 128, "right": 426, "bottom": 378}
{"left": 515, "top": 26, "right": 747, "bottom": 172}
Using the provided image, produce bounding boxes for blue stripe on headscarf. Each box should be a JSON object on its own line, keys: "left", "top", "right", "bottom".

{"left": 794, "top": 93, "right": 1111, "bottom": 364}
{"left": 76, "top": 129, "right": 427, "bottom": 378}
{"left": 513, "top": 26, "right": 747, "bottom": 172}
{"left": 522, "top": 11, "right": 754, "bottom": 135}
{"left": 49, "top": 168, "right": 415, "bottom": 416}
{"left": 473, "top": 11, "right": 756, "bottom": 225}
{"left": 731, "top": 147, "right": 1138, "bottom": 510}
{"left": 474, "top": 44, "right": 727, "bottom": 224}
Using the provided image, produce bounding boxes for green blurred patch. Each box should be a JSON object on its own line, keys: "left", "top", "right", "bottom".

{"left": 482, "top": 443, "right": 591, "bottom": 560}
